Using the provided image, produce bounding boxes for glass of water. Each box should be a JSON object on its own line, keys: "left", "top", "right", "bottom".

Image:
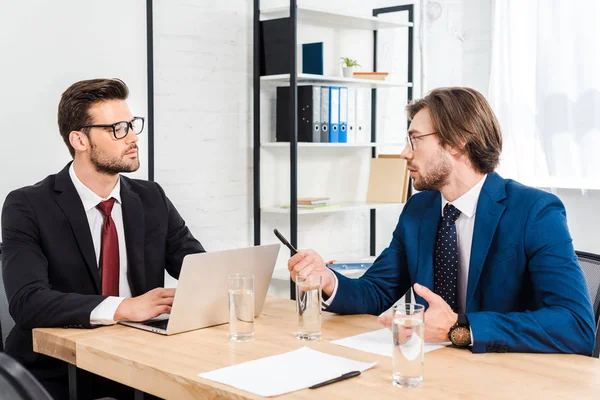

{"left": 392, "top": 303, "right": 425, "bottom": 388}
{"left": 228, "top": 273, "right": 254, "bottom": 342}
{"left": 295, "top": 275, "right": 322, "bottom": 340}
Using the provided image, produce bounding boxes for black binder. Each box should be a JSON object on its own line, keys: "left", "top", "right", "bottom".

{"left": 260, "top": 18, "right": 290, "bottom": 76}
{"left": 276, "top": 86, "right": 319, "bottom": 142}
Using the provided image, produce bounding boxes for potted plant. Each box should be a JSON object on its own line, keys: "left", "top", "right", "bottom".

{"left": 339, "top": 57, "right": 360, "bottom": 78}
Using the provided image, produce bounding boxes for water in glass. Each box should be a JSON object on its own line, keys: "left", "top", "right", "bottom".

{"left": 296, "top": 278, "right": 322, "bottom": 340}
{"left": 392, "top": 315, "right": 424, "bottom": 388}
{"left": 229, "top": 288, "right": 254, "bottom": 342}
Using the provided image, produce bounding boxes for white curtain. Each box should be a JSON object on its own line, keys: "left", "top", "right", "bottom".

{"left": 489, "top": 0, "right": 600, "bottom": 189}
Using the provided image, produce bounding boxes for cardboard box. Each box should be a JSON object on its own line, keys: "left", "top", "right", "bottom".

{"left": 366, "top": 155, "right": 410, "bottom": 203}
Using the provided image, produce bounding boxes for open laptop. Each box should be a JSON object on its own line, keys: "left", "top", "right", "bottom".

{"left": 119, "top": 244, "right": 280, "bottom": 335}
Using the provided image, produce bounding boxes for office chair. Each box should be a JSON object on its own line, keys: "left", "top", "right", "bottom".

{"left": 0, "top": 352, "right": 53, "bottom": 400}
{"left": 1, "top": 243, "right": 17, "bottom": 352}
{"left": 575, "top": 251, "right": 600, "bottom": 357}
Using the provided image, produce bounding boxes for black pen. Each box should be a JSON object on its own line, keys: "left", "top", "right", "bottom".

{"left": 309, "top": 370, "right": 361, "bottom": 389}
{"left": 273, "top": 229, "right": 297, "bottom": 255}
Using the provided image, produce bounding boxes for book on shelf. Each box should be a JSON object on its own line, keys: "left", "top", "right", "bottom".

{"left": 280, "top": 203, "right": 339, "bottom": 210}
{"left": 298, "top": 197, "right": 330, "bottom": 205}
{"left": 352, "top": 71, "right": 389, "bottom": 80}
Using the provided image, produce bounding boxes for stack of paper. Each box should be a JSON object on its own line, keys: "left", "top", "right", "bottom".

{"left": 198, "top": 347, "right": 376, "bottom": 397}
{"left": 331, "top": 328, "right": 448, "bottom": 357}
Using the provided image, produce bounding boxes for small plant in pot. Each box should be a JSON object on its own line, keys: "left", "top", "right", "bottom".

{"left": 339, "top": 57, "right": 360, "bottom": 78}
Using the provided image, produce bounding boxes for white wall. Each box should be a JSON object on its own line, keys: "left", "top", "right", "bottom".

{"left": 153, "top": 0, "right": 254, "bottom": 257}
{"left": 0, "top": 0, "right": 148, "bottom": 237}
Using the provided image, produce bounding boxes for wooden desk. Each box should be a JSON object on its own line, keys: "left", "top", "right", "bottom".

{"left": 33, "top": 297, "right": 600, "bottom": 399}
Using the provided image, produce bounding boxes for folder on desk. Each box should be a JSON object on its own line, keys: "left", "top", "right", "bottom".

{"left": 347, "top": 87, "right": 356, "bottom": 143}
{"left": 320, "top": 86, "right": 329, "bottom": 142}
{"left": 339, "top": 87, "right": 348, "bottom": 143}
{"left": 327, "top": 261, "right": 373, "bottom": 271}
{"left": 329, "top": 86, "right": 340, "bottom": 143}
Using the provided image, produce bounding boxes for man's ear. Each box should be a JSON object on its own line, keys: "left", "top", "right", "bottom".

{"left": 69, "top": 130, "right": 89, "bottom": 153}
{"left": 447, "top": 139, "right": 467, "bottom": 157}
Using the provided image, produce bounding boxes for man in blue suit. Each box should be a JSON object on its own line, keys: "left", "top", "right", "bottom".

{"left": 288, "top": 87, "right": 595, "bottom": 354}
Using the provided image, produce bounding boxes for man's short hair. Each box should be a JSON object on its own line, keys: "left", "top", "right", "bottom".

{"left": 58, "top": 78, "right": 129, "bottom": 157}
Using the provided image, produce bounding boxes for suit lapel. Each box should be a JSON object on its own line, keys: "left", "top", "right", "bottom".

{"left": 54, "top": 163, "right": 101, "bottom": 293}
{"left": 466, "top": 173, "right": 507, "bottom": 310}
{"left": 120, "top": 177, "right": 146, "bottom": 296}
{"left": 415, "top": 193, "right": 441, "bottom": 306}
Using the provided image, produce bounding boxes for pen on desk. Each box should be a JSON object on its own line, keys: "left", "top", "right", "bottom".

{"left": 273, "top": 229, "right": 297, "bottom": 255}
{"left": 309, "top": 371, "right": 361, "bottom": 389}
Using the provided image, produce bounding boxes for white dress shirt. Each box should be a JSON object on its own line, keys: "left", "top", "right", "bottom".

{"left": 324, "top": 175, "right": 488, "bottom": 315}
{"left": 69, "top": 164, "right": 130, "bottom": 325}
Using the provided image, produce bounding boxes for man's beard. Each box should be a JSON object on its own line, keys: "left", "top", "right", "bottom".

{"left": 411, "top": 150, "right": 452, "bottom": 191}
{"left": 90, "top": 141, "right": 140, "bottom": 175}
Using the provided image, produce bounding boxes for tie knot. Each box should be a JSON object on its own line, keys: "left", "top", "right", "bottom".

{"left": 443, "top": 203, "right": 461, "bottom": 223}
{"left": 96, "top": 198, "right": 116, "bottom": 217}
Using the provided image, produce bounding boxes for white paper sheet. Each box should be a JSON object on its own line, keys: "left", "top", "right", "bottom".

{"left": 331, "top": 328, "right": 449, "bottom": 357}
{"left": 198, "top": 347, "right": 376, "bottom": 397}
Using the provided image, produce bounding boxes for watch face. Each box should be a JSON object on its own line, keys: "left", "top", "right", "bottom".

{"left": 451, "top": 326, "right": 471, "bottom": 347}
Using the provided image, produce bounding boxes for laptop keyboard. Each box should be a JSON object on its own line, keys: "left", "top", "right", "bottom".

{"left": 141, "top": 318, "right": 169, "bottom": 330}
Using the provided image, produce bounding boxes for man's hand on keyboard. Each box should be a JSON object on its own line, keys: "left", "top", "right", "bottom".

{"left": 114, "top": 288, "right": 175, "bottom": 322}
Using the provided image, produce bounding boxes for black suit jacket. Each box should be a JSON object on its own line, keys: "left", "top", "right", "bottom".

{"left": 1, "top": 163, "right": 205, "bottom": 378}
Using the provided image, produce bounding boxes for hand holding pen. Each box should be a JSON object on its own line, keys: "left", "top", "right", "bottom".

{"left": 273, "top": 229, "right": 337, "bottom": 297}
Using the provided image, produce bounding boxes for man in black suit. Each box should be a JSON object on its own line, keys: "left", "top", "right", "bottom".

{"left": 1, "top": 78, "right": 205, "bottom": 399}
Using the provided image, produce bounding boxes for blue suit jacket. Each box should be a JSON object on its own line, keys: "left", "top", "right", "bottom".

{"left": 327, "top": 172, "right": 596, "bottom": 354}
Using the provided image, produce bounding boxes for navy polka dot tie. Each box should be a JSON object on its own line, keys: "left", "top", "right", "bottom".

{"left": 434, "top": 203, "right": 461, "bottom": 311}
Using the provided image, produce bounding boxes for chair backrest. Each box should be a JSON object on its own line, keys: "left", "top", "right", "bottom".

{"left": 1, "top": 243, "right": 17, "bottom": 351}
{"left": 0, "top": 353, "right": 53, "bottom": 400}
{"left": 595, "top": 318, "right": 600, "bottom": 358}
{"left": 576, "top": 251, "right": 600, "bottom": 358}
{"left": 576, "top": 251, "right": 600, "bottom": 322}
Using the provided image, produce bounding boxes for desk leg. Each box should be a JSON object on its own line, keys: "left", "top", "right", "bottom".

{"left": 68, "top": 364, "right": 92, "bottom": 400}
{"left": 68, "top": 364, "right": 77, "bottom": 400}
{"left": 134, "top": 389, "right": 162, "bottom": 400}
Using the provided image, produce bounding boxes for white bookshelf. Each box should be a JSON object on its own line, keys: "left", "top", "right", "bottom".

{"left": 257, "top": 4, "right": 414, "bottom": 291}
{"left": 262, "top": 201, "right": 403, "bottom": 215}
{"left": 260, "top": 6, "right": 413, "bottom": 31}
{"left": 261, "top": 73, "right": 412, "bottom": 89}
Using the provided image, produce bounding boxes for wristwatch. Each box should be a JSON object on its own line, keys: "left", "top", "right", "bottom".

{"left": 448, "top": 314, "right": 471, "bottom": 347}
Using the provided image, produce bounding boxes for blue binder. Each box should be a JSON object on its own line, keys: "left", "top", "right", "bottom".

{"left": 338, "top": 87, "right": 348, "bottom": 143}
{"left": 328, "top": 86, "right": 340, "bottom": 142}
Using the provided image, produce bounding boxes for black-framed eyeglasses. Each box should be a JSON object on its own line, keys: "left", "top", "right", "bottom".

{"left": 78, "top": 117, "right": 145, "bottom": 140}
{"left": 405, "top": 131, "right": 437, "bottom": 151}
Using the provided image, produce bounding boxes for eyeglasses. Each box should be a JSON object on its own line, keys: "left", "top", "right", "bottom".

{"left": 405, "top": 132, "right": 437, "bottom": 151}
{"left": 78, "top": 117, "right": 145, "bottom": 140}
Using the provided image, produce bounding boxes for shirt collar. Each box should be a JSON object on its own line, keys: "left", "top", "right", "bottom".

{"left": 69, "top": 163, "right": 122, "bottom": 212}
{"left": 441, "top": 174, "right": 487, "bottom": 219}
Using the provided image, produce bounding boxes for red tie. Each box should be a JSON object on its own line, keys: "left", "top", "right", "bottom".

{"left": 96, "top": 198, "right": 119, "bottom": 296}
